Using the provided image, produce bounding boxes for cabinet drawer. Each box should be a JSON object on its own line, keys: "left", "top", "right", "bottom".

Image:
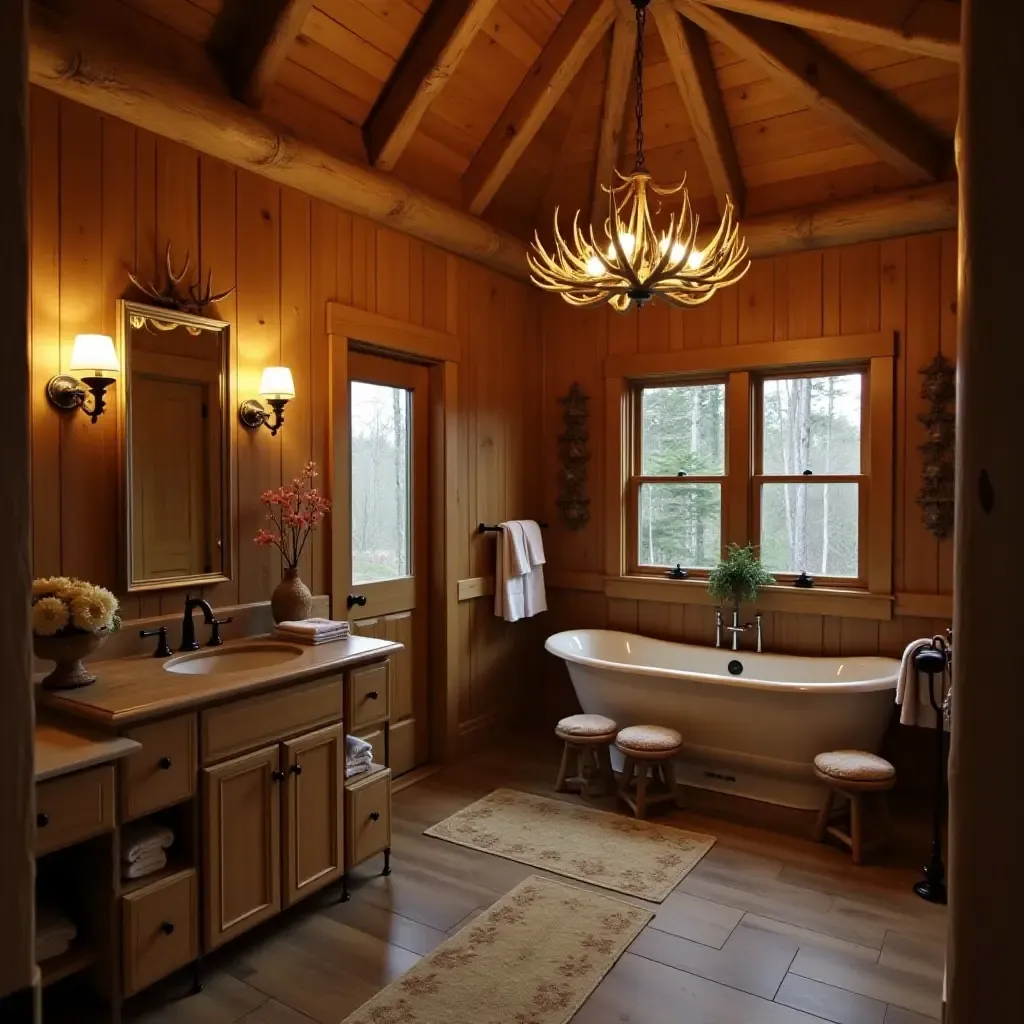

{"left": 122, "top": 869, "right": 198, "bottom": 996}
{"left": 346, "top": 662, "right": 390, "bottom": 731}
{"left": 36, "top": 765, "right": 115, "bottom": 855}
{"left": 201, "top": 677, "right": 342, "bottom": 764}
{"left": 345, "top": 768, "right": 391, "bottom": 868}
{"left": 121, "top": 715, "right": 197, "bottom": 821}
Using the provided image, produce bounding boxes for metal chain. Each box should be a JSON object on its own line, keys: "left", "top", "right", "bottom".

{"left": 634, "top": 1, "right": 646, "bottom": 170}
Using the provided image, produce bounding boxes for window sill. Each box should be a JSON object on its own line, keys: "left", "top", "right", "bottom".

{"left": 604, "top": 576, "right": 894, "bottom": 621}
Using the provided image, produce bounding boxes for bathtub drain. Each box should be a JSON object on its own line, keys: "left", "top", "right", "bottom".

{"left": 727, "top": 659, "right": 743, "bottom": 675}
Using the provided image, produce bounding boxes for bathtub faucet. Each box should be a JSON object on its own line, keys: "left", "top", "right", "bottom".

{"left": 723, "top": 610, "right": 763, "bottom": 652}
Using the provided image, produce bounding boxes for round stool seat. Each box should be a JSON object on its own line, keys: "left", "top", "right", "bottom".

{"left": 814, "top": 750, "right": 895, "bottom": 786}
{"left": 556, "top": 713, "right": 618, "bottom": 739}
{"left": 616, "top": 725, "right": 682, "bottom": 755}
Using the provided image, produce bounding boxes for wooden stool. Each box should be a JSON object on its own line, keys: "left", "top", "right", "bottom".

{"left": 555, "top": 714, "right": 617, "bottom": 797}
{"left": 813, "top": 750, "right": 896, "bottom": 865}
{"left": 616, "top": 725, "right": 683, "bottom": 819}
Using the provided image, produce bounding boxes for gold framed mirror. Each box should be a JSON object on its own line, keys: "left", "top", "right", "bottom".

{"left": 119, "top": 299, "right": 234, "bottom": 592}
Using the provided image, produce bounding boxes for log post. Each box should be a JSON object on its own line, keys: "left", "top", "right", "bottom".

{"left": 0, "top": 0, "right": 37, "bottom": 1020}
{"left": 947, "top": 0, "right": 1024, "bottom": 1019}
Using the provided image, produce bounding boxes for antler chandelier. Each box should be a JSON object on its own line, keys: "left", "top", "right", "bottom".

{"left": 528, "top": 0, "right": 750, "bottom": 311}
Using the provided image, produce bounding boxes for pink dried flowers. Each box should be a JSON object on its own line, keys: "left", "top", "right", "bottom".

{"left": 254, "top": 462, "right": 331, "bottom": 569}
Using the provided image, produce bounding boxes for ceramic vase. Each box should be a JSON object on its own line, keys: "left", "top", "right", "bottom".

{"left": 34, "top": 632, "right": 107, "bottom": 691}
{"left": 272, "top": 568, "right": 312, "bottom": 624}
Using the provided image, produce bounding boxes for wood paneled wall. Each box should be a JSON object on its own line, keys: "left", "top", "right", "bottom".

{"left": 539, "top": 233, "right": 956, "bottom": 699}
{"left": 28, "top": 87, "right": 542, "bottom": 743}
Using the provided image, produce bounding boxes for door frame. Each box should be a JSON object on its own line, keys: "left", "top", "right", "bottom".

{"left": 328, "top": 302, "right": 460, "bottom": 765}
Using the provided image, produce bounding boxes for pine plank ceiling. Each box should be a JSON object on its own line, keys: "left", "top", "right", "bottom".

{"left": 87, "top": 0, "right": 960, "bottom": 243}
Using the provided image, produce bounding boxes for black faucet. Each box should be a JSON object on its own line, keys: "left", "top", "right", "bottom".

{"left": 180, "top": 594, "right": 216, "bottom": 652}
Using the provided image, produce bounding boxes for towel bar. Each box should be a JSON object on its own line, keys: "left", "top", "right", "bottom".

{"left": 477, "top": 521, "right": 549, "bottom": 533}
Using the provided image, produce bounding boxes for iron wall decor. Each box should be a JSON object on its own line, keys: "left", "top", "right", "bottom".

{"left": 917, "top": 353, "right": 956, "bottom": 540}
{"left": 557, "top": 383, "right": 591, "bottom": 529}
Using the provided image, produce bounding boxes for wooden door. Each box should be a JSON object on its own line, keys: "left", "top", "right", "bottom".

{"left": 345, "top": 352, "right": 429, "bottom": 776}
{"left": 202, "top": 744, "right": 281, "bottom": 950}
{"left": 281, "top": 723, "right": 343, "bottom": 906}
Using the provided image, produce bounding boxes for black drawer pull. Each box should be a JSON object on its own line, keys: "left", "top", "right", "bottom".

{"left": 369, "top": 811, "right": 381, "bottom": 822}
{"left": 37, "top": 812, "right": 49, "bottom": 828}
{"left": 158, "top": 756, "right": 173, "bottom": 770}
{"left": 366, "top": 691, "right": 378, "bottom": 700}
{"left": 271, "top": 770, "right": 285, "bottom": 782}
{"left": 289, "top": 764, "right": 302, "bottom": 776}
{"left": 160, "top": 921, "right": 175, "bottom": 936}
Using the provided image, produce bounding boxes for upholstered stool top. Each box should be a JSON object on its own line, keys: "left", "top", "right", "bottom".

{"left": 556, "top": 713, "right": 618, "bottom": 738}
{"left": 616, "top": 725, "right": 682, "bottom": 753}
{"left": 814, "top": 750, "right": 895, "bottom": 783}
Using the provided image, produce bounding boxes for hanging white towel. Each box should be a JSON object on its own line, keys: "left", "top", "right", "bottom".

{"left": 896, "top": 638, "right": 935, "bottom": 727}
{"left": 518, "top": 520, "right": 547, "bottom": 617}
{"left": 494, "top": 521, "right": 531, "bottom": 622}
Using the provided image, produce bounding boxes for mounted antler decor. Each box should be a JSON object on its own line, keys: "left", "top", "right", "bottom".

{"left": 128, "top": 243, "right": 235, "bottom": 330}
{"left": 557, "top": 383, "right": 590, "bottom": 529}
{"left": 917, "top": 354, "right": 956, "bottom": 540}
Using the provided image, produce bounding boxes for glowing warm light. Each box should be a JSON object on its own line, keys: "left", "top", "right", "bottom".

{"left": 259, "top": 366, "right": 296, "bottom": 400}
{"left": 586, "top": 254, "right": 605, "bottom": 277}
{"left": 69, "top": 334, "right": 119, "bottom": 374}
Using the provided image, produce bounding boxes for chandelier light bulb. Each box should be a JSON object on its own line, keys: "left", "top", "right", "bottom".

{"left": 586, "top": 254, "right": 605, "bottom": 277}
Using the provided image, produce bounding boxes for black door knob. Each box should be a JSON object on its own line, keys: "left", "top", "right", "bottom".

{"left": 347, "top": 594, "right": 367, "bottom": 609}
{"left": 158, "top": 756, "right": 173, "bottom": 770}
{"left": 160, "top": 921, "right": 175, "bottom": 936}
{"left": 366, "top": 691, "right": 378, "bottom": 700}
{"left": 369, "top": 811, "right": 381, "bottom": 822}
{"left": 271, "top": 770, "right": 286, "bottom": 782}
{"left": 37, "top": 812, "right": 49, "bottom": 828}
{"left": 289, "top": 764, "right": 302, "bottom": 776}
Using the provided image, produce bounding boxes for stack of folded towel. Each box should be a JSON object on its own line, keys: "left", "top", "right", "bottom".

{"left": 121, "top": 822, "right": 175, "bottom": 881}
{"left": 36, "top": 901, "right": 77, "bottom": 963}
{"left": 273, "top": 618, "right": 350, "bottom": 645}
{"left": 345, "top": 734, "right": 373, "bottom": 779}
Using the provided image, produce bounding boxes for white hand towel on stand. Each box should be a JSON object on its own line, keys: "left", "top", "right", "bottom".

{"left": 897, "top": 638, "right": 939, "bottom": 727}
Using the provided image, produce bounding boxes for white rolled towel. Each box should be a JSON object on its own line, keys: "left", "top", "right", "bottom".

{"left": 121, "top": 822, "right": 174, "bottom": 864}
{"left": 122, "top": 848, "right": 168, "bottom": 880}
{"left": 345, "top": 734, "right": 373, "bottom": 759}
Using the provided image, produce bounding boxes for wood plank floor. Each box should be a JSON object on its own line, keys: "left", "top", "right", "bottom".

{"left": 114, "top": 732, "right": 946, "bottom": 1024}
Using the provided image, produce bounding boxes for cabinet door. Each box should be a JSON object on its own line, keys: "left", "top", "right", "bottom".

{"left": 202, "top": 744, "right": 281, "bottom": 950}
{"left": 282, "top": 723, "right": 344, "bottom": 907}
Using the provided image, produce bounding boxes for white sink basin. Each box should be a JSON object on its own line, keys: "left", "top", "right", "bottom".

{"left": 164, "top": 643, "right": 304, "bottom": 676}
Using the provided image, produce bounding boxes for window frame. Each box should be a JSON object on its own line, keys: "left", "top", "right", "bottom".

{"left": 752, "top": 367, "right": 870, "bottom": 588}
{"left": 605, "top": 333, "right": 896, "bottom": 610}
{"left": 627, "top": 375, "right": 729, "bottom": 577}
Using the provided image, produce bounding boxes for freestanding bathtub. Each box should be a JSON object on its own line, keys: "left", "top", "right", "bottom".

{"left": 545, "top": 629, "right": 900, "bottom": 810}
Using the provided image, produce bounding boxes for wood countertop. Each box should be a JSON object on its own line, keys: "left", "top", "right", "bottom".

{"left": 38, "top": 634, "right": 401, "bottom": 727}
{"left": 35, "top": 716, "right": 141, "bottom": 782}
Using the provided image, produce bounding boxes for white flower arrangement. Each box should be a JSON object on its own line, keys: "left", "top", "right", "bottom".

{"left": 31, "top": 577, "right": 121, "bottom": 638}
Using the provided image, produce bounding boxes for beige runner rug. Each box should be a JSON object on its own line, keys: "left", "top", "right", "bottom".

{"left": 425, "top": 788, "right": 715, "bottom": 902}
{"left": 341, "top": 875, "right": 652, "bottom": 1024}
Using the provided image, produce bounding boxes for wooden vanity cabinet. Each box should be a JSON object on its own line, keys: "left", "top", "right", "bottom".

{"left": 202, "top": 718, "right": 346, "bottom": 949}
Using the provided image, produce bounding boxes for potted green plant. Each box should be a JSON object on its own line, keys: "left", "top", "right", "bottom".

{"left": 707, "top": 544, "right": 775, "bottom": 618}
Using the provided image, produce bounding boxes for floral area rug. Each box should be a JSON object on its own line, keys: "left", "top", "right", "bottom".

{"left": 341, "top": 875, "right": 651, "bottom": 1024}
{"left": 424, "top": 788, "right": 715, "bottom": 902}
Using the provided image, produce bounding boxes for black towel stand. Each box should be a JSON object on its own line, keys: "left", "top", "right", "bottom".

{"left": 912, "top": 633, "right": 951, "bottom": 905}
{"left": 478, "top": 521, "right": 548, "bottom": 533}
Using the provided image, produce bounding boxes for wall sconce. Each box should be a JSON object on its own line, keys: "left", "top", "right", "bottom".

{"left": 239, "top": 367, "right": 295, "bottom": 437}
{"left": 46, "top": 334, "right": 120, "bottom": 424}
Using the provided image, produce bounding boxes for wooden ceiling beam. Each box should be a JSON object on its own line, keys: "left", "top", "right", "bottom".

{"left": 677, "top": 1, "right": 946, "bottom": 183}
{"left": 209, "top": 0, "right": 315, "bottom": 107}
{"left": 653, "top": 4, "right": 744, "bottom": 217}
{"left": 684, "top": 0, "right": 960, "bottom": 62}
{"left": 29, "top": 5, "right": 530, "bottom": 281}
{"left": 367, "top": 0, "right": 500, "bottom": 172}
{"left": 463, "top": 0, "right": 616, "bottom": 215}
{"left": 592, "top": 11, "right": 637, "bottom": 227}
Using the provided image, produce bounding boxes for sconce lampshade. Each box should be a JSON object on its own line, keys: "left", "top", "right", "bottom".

{"left": 69, "top": 334, "right": 120, "bottom": 375}
{"left": 259, "top": 366, "right": 296, "bottom": 401}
